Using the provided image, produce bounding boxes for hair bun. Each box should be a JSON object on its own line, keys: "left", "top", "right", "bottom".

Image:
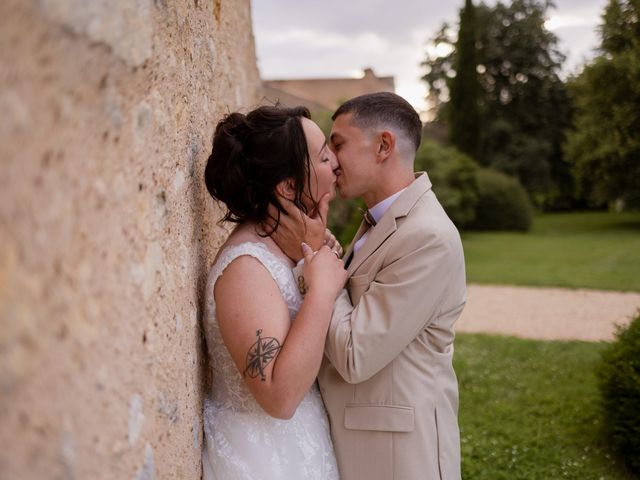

{"left": 204, "top": 113, "right": 252, "bottom": 216}
{"left": 204, "top": 105, "right": 312, "bottom": 226}
{"left": 217, "top": 112, "right": 249, "bottom": 144}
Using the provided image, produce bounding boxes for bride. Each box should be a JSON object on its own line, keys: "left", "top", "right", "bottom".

{"left": 201, "top": 105, "right": 346, "bottom": 479}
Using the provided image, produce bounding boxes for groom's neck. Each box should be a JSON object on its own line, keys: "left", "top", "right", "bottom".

{"left": 363, "top": 169, "right": 415, "bottom": 209}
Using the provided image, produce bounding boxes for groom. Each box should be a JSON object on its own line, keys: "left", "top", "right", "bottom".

{"left": 273, "top": 92, "right": 466, "bottom": 480}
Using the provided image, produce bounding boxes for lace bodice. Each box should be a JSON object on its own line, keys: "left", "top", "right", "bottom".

{"left": 202, "top": 241, "right": 339, "bottom": 479}
{"left": 203, "top": 241, "right": 303, "bottom": 412}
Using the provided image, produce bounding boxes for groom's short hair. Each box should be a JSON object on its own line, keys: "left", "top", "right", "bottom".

{"left": 332, "top": 92, "right": 422, "bottom": 151}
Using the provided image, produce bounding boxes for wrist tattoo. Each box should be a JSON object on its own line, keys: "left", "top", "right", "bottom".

{"left": 244, "top": 329, "right": 282, "bottom": 381}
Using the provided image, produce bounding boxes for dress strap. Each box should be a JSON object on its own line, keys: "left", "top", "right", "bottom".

{"left": 208, "top": 241, "right": 292, "bottom": 296}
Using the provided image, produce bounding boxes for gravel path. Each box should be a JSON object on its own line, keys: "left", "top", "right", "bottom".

{"left": 456, "top": 284, "right": 640, "bottom": 342}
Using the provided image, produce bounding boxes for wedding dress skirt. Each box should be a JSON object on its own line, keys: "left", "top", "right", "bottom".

{"left": 202, "top": 242, "right": 339, "bottom": 479}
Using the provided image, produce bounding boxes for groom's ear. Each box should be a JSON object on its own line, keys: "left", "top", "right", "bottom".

{"left": 375, "top": 130, "right": 395, "bottom": 163}
{"left": 275, "top": 178, "right": 296, "bottom": 201}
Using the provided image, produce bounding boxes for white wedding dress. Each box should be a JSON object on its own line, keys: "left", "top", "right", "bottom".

{"left": 202, "top": 241, "right": 340, "bottom": 479}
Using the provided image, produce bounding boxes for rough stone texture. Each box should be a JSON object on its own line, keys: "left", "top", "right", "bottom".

{"left": 0, "top": 0, "right": 260, "bottom": 478}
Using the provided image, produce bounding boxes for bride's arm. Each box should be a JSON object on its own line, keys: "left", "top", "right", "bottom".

{"left": 215, "top": 247, "right": 346, "bottom": 419}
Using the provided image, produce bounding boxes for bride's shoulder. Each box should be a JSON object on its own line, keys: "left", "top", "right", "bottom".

{"left": 208, "top": 239, "right": 287, "bottom": 306}
{"left": 212, "top": 241, "right": 266, "bottom": 271}
{"left": 215, "top": 226, "right": 292, "bottom": 268}
{"left": 209, "top": 230, "right": 273, "bottom": 277}
{"left": 207, "top": 241, "right": 269, "bottom": 296}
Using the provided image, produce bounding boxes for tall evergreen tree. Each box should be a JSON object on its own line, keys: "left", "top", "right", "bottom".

{"left": 449, "top": 0, "right": 481, "bottom": 158}
{"left": 564, "top": 0, "right": 640, "bottom": 209}
{"left": 422, "top": 0, "right": 571, "bottom": 206}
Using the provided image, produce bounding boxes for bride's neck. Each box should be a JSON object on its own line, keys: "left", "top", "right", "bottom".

{"left": 231, "top": 221, "right": 270, "bottom": 240}
{"left": 227, "top": 222, "right": 294, "bottom": 267}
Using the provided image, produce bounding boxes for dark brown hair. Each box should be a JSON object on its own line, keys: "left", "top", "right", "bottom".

{"left": 204, "top": 105, "right": 314, "bottom": 232}
{"left": 332, "top": 92, "right": 422, "bottom": 151}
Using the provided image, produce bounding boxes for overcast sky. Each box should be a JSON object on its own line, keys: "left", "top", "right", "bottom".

{"left": 251, "top": 0, "right": 608, "bottom": 113}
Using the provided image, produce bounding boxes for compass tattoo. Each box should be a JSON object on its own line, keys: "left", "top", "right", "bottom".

{"left": 244, "top": 329, "right": 282, "bottom": 381}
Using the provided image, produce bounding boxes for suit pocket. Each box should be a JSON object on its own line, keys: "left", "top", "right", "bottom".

{"left": 344, "top": 404, "right": 415, "bottom": 432}
{"left": 348, "top": 273, "right": 371, "bottom": 304}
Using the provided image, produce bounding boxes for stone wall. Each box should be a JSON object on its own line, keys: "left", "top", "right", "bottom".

{"left": 0, "top": 0, "right": 260, "bottom": 478}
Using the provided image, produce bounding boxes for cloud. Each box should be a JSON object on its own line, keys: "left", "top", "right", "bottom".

{"left": 252, "top": 0, "right": 608, "bottom": 111}
{"left": 259, "top": 28, "right": 391, "bottom": 54}
{"left": 252, "top": 0, "right": 456, "bottom": 44}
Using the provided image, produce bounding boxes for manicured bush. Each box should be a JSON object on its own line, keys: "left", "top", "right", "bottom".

{"left": 415, "top": 140, "right": 479, "bottom": 228}
{"left": 596, "top": 313, "right": 640, "bottom": 474}
{"left": 466, "top": 168, "right": 534, "bottom": 231}
{"left": 331, "top": 140, "right": 481, "bottom": 240}
{"left": 328, "top": 196, "right": 366, "bottom": 248}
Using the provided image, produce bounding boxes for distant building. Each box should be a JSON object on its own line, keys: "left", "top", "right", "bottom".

{"left": 261, "top": 67, "right": 395, "bottom": 112}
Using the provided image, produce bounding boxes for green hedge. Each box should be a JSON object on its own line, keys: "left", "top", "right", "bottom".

{"left": 415, "top": 140, "right": 479, "bottom": 228}
{"left": 328, "top": 139, "right": 535, "bottom": 239}
{"left": 466, "top": 168, "right": 534, "bottom": 231}
{"left": 597, "top": 313, "right": 640, "bottom": 474}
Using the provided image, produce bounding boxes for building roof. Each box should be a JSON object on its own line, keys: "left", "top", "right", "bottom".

{"left": 261, "top": 68, "right": 395, "bottom": 111}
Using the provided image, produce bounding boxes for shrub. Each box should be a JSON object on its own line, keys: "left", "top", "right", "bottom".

{"left": 330, "top": 140, "right": 481, "bottom": 241}
{"left": 328, "top": 196, "right": 366, "bottom": 248}
{"left": 415, "top": 140, "right": 479, "bottom": 228}
{"left": 466, "top": 168, "right": 534, "bottom": 231}
{"left": 596, "top": 313, "right": 640, "bottom": 474}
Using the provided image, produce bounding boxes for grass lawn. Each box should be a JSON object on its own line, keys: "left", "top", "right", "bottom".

{"left": 455, "top": 333, "right": 636, "bottom": 480}
{"left": 461, "top": 211, "right": 640, "bottom": 292}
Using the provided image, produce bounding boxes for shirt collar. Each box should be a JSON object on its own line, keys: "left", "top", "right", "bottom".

{"left": 368, "top": 187, "right": 407, "bottom": 224}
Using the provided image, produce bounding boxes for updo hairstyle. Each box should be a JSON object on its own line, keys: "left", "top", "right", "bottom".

{"left": 204, "top": 105, "right": 315, "bottom": 232}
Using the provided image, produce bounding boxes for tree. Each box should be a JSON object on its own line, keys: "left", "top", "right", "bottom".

{"left": 415, "top": 140, "right": 480, "bottom": 228}
{"left": 449, "top": 0, "right": 481, "bottom": 158}
{"left": 422, "top": 0, "right": 572, "bottom": 207}
{"left": 564, "top": 0, "right": 640, "bottom": 209}
{"left": 422, "top": 22, "right": 456, "bottom": 121}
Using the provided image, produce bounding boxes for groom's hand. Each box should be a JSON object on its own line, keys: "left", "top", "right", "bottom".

{"left": 268, "top": 193, "right": 330, "bottom": 262}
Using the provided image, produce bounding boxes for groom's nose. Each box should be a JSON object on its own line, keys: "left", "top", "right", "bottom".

{"left": 330, "top": 153, "right": 340, "bottom": 172}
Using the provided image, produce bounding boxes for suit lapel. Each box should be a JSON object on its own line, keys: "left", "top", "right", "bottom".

{"left": 343, "top": 219, "right": 368, "bottom": 269}
{"left": 347, "top": 215, "right": 396, "bottom": 275}
{"left": 346, "top": 172, "right": 432, "bottom": 276}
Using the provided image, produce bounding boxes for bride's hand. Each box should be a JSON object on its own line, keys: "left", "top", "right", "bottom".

{"left": 302, "top": 243, "right": 347, "bottom": 300}
{"left": 267, "top": 193, "right": 331, "bottom": 262}
{"left": 323, "top": 228, "right": 343, "bottom": 258}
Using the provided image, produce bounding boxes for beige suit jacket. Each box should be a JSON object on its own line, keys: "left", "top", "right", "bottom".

{"left": 318, "top": 172, "right": 466, "bottom": 480}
